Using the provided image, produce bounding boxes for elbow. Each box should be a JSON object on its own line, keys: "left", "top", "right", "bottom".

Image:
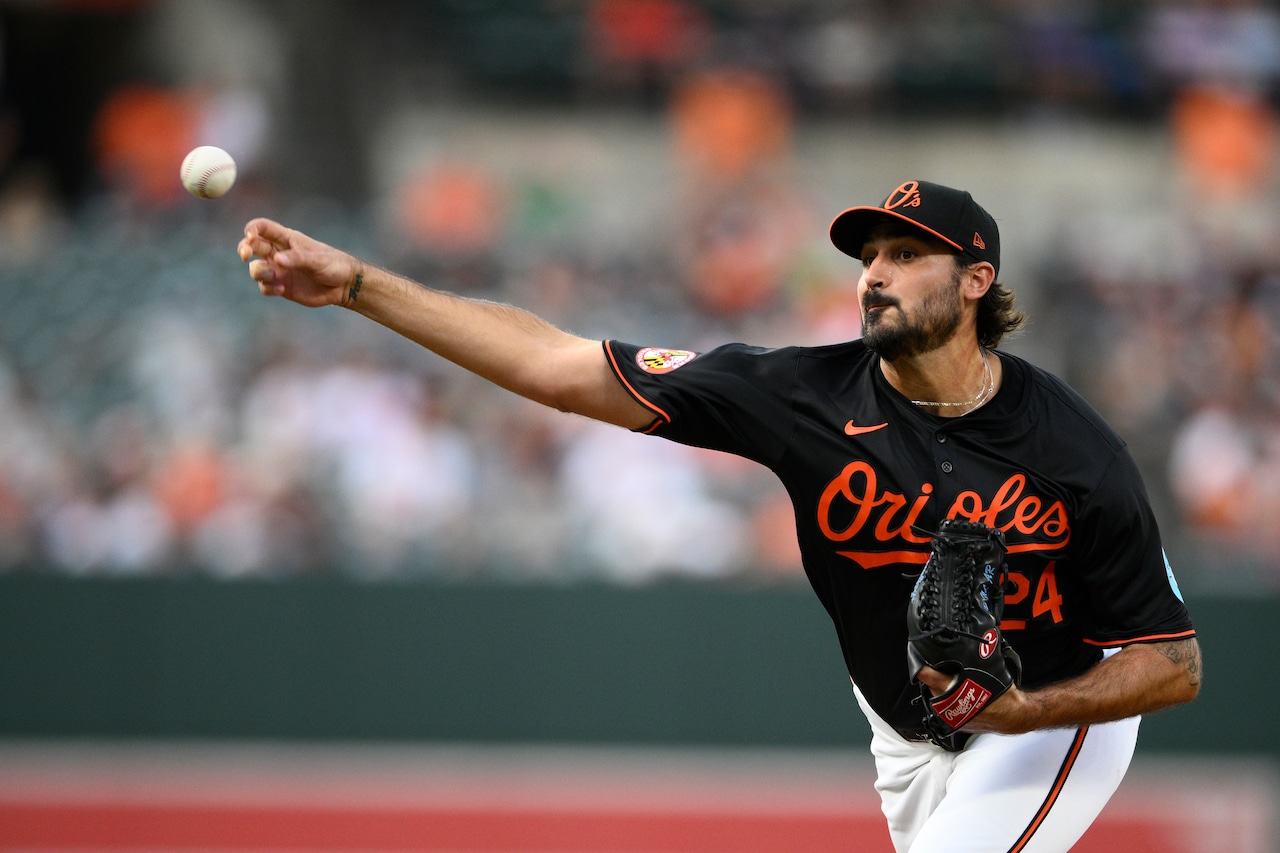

{"left": 1122, "top": 637, "right": 1202, "bottom": 714}
{"left": 1165, "top": 636, "right": 1203, "bottom": 707}
{"left": 1173, "top": 674, "right": 1201, "bottom": 706}
{"left": 541, "top": 381, "right": 598, "bottom": 419}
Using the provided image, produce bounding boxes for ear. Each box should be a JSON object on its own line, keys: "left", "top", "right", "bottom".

{"left": 960, "top": 261, "right": 996, "bottom": 301}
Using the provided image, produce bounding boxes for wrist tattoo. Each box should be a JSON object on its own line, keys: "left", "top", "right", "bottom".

{"left": 348, "top": 272, "right": 363, "bottom": 303}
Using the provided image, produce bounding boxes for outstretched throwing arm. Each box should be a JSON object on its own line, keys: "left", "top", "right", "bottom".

{"left": 237, "top": 218, "right": 652, "bottom": 429}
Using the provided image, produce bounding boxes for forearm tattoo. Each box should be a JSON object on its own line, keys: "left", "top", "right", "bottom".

{"left": 348, "top": 272, "right": 363, "bottom": 303}
{"left": 1158, "top": 639, "right": 1202, "bottom": 688}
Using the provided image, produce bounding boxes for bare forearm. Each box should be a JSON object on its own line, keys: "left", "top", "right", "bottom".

{"left": 348, "top": 265, "right": 564, "bottom": 390}
{"left": 972, "top": 637, "right": 1202, "bottom": 734}
{"left": 345, "top": 263, "right": 649, "bottom": 427}
{"left": 238, "top": 218, "right": 651, "bottom": 428}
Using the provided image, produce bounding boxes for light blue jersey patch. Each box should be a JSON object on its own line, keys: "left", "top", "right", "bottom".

{"left": 1163, "top": 549, "right": 1184, "bottom": 602}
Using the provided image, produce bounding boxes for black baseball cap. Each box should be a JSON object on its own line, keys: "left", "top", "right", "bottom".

{"left": 829, "top": 180, "right": 1000, "bottom": 274}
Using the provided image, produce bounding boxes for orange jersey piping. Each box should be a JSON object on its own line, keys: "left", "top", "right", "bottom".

{"left": 1081, "top": 629, "right": 1197, "bottom": 648}
{"left": 603, "top": 340, "right": 672, "bottom": 434}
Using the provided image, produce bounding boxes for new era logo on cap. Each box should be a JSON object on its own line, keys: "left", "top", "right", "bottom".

{"left": 829, "top": 180, "right": 1001, "bottom": 274}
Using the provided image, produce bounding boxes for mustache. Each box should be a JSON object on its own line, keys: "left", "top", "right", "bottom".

{"left": 862, "top": 293, "right": 898, "bottom": 311}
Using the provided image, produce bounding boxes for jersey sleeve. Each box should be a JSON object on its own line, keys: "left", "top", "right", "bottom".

{"left": 1067, "top": 446, "right": 1196, "bottom": 647}
{"left": 604, "top": 340, "right": 798, "bottom": 466}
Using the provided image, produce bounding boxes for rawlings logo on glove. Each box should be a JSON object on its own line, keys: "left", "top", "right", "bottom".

{"left": 906, "top": 518, "right": 1022, "bottom": 750}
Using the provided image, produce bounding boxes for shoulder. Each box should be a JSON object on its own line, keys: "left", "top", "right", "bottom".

{"left": 797, "top": 339, "right": 874, "bottom": 363}
{"left": 1001, "top": 351, "right": 1126, "bottom": 454}
{"left": 612, "top": 339, "right": 868, "bottom": 377}
{"left": 790, "top": 339, "right": 878, "bottom": 381}
{"left": 700, "top": 339, "right": 869, "bottom": 364}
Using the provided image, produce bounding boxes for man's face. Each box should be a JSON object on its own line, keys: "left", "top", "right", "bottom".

{"left": 857, "top": 225, "right": 964, "bottom": 362}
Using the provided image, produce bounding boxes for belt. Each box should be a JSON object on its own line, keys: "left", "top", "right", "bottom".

{"left": 896, "top": 727, "right": 973, "bottom": 752}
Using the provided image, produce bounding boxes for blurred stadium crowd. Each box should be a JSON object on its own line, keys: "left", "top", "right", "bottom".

{"left": 3, "top": 0, "right": 1280, "bottom": 590}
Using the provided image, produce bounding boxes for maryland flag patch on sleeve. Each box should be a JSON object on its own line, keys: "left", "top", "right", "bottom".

{"left": 636, "top": 347, "right": 697, "bottom": 374}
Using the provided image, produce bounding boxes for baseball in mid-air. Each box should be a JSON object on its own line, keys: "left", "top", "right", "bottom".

{"left": 180, "top": 146, "right": 237, "bottom": 199}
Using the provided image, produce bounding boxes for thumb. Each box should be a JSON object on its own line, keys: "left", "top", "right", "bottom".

{"left": 916, "top": 665, "right": 959, "bottom": 696}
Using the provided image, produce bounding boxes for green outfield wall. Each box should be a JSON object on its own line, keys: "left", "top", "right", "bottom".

{"left": 0, "top": 575, "right": 1259, "bottom": 758}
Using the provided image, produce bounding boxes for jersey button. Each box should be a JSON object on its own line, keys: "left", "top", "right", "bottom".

{"left": 941, "top": 461, "right": 954, "bottom": 473}
{"left": 936, "top": 433, "right": 947, "bottom": 443}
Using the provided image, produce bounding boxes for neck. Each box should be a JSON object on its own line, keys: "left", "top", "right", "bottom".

{"left": 880, "top": 343, "right": 998, "bottom": 418}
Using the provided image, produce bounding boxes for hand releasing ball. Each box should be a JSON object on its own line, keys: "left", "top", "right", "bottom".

{"left": 180, "top": 146, "right": 237, "bottom": 199}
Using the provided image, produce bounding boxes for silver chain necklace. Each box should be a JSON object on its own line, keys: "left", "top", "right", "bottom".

{"left": 909, "top": 349, "right": 993, "bottom": 413}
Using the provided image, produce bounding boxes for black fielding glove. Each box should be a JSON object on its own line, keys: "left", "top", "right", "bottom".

{"left": 906, "top": 518, "right": 1022, "bottom": 750}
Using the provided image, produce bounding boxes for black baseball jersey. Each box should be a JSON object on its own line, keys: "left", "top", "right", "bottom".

{"left": 605, "top": 338, "right": 1196, "bottom": 737}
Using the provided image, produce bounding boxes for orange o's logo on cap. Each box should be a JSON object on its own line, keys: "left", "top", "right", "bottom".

{"left": 884, "top": 181, "right": 922, "bottom": 210}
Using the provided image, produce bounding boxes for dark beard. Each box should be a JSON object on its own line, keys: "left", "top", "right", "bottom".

{"left": 862, "top": 272, "right": 964, "bottom": 361}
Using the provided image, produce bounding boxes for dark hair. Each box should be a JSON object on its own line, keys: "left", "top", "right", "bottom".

{"left": 956, "top": 257, "right": 1024, "bottom": 348}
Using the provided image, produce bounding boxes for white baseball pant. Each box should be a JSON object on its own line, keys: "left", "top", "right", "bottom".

{"left": 853, "top": 684, "right": 1139, "bottom": 853}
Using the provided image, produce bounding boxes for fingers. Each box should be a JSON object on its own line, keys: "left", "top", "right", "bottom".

{"left": 238, "top": 233, "right": 273, "bottom": 262}
{"left": 247, "top": 258, "right": 282, "bottom": 295}
{"left": 248, "top": 258, "right": 273, "bottom": 281}
{"left": 238, "top": 220, "right": 346, "bottom": 306}
{"left": 239, "top": 219, "right": 299, "bottom": 297}
{"left": 238, "top": 218, "right": 292, "bottom": 261}
{"left": 238, "top": 237, "right": 261, "bottom": 262}
{"left": 243, "top": 217, "right": 291, "bottom": 248}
